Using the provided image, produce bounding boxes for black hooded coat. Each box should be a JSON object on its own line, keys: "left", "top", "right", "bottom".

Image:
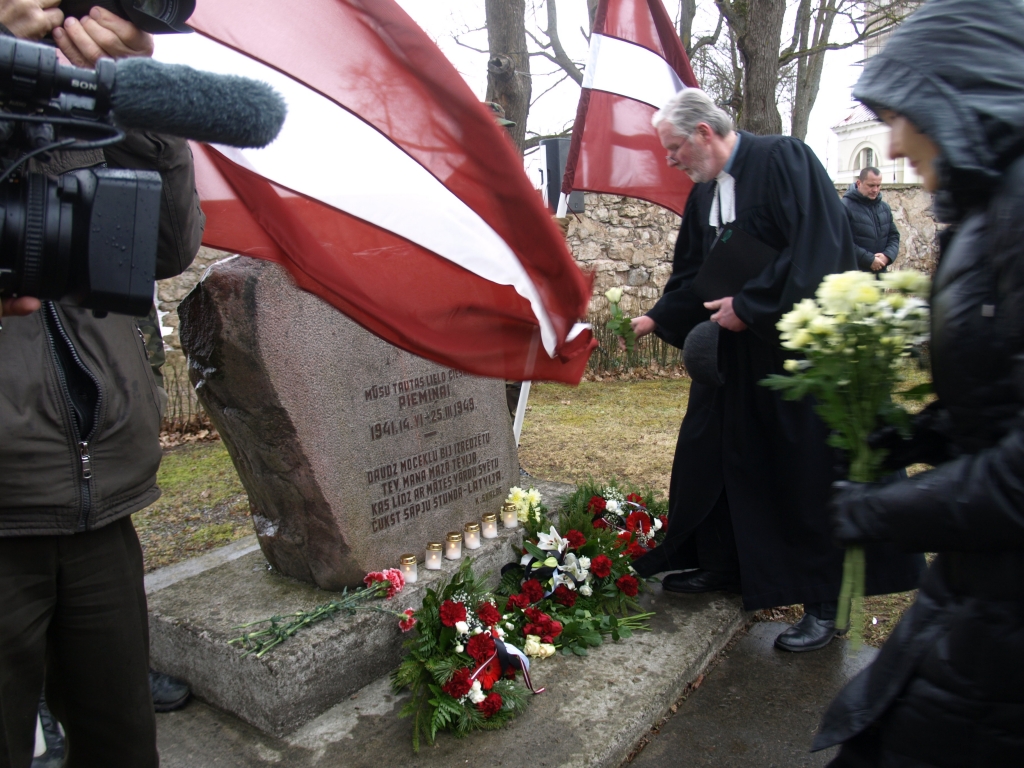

{"left": 842, "top": 184, "right": 900, "bottom": 271}
{"left": 632, "top": 131, "right": 924, "bottom": 610}
{"left": 815, "top": 1, "right": 1024, "bottom": 764}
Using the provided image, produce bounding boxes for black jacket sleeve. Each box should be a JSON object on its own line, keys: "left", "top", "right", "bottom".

{"left": 644, "top": 188, "right": 712, "bottom": 349}
{"left": 103, "top": 132, "right": 205, "bottom": 280}
{"left": 883, "top": 203, "right": 900, "bottom": 262}
{"left": 842, "top": 197, "right": 878, "bottom": 270}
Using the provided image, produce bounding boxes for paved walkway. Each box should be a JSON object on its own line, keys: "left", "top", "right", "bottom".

{"left": 628, "top": 621, "right": 877, "bottom": 768}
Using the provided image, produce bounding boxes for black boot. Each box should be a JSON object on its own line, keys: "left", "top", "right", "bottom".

{"left": 150, "top": 669, "right": 191, "bottom": 712}
{"left": 661, "top": 569, "right": 740, "bottom": 594}
{"left": 31, "top": 697, "right": 64, "bottom": 768}
{"left": 774, "top": 613, "right": 838, "bottom": 652}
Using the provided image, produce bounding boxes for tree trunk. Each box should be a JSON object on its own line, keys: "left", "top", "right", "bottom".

{"left": 678, "top": 0, "right": 698, "bottom": 51}
{"left": 734, "top": 0, "right": 785, "bottom": 135}
{"left": 485, "top": 0, "right": 531, "bottom": 154}
{"left": 790, "top": 1, "right": 838, "bottom": 141}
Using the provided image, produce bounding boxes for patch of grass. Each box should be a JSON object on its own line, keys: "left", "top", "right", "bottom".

{"left": 518, "top": 379, "right": 690, "bottom": 494}
{"left": 135, "top": 441, "right": 252, "bottom": 572}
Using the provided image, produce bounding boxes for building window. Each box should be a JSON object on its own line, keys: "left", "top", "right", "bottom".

{"left": 855, "top": 147, "right": 875, "bottom": 170}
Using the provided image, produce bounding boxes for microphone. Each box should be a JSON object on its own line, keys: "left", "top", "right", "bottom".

{"left": 110, "top": 57, "right": 287, "bottom": 148}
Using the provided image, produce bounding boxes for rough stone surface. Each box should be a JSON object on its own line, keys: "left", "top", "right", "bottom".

{"left": 630, "top": 621, "right": 878, "bottom": 767}
{"left": 147, "top": 518, "right": 531, "bottom": 737}
{"left": 153, "top": 580, "right": 747, "bottom": 766}
{"left": 177, "top": 258, "right": 518, "bottom": 590}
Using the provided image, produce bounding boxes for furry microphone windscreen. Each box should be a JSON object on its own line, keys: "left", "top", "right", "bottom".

{"left": 110, "top": 58, "right": 287, "bottom": 148}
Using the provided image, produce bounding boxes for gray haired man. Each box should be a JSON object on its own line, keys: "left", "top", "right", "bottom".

{"left": 629, "top": 89, "right": 924, "bottom": 652}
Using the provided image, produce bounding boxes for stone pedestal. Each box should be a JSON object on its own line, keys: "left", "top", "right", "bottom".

{"left": 178, "top": 258, "right": 518, "bottom": 590}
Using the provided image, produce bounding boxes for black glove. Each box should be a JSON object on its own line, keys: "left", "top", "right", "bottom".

{"left": 868, "top": 400, "right": 952, "bottom": 472}
{"left": 830, "top": 480, "right": 886, "bottom": 546}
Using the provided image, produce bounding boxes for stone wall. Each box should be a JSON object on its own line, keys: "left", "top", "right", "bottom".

{"left": 158, "top": 185, "right": 939, "bottom": 355}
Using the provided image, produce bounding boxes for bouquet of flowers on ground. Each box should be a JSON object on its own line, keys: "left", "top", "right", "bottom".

{"left": 390, "top": 560, "right": 535, "bottom": 751}
{"left": 761, "top": 269, "right": 931, "bottom": 647}
{"left": 497, "top": 483, "right": 656, "bottom": 656}
{"left": 576, "top": 480, "right": 669, "bottom": 561}
{"left": 229, "top": 568, "right": 408, "bottom": 658}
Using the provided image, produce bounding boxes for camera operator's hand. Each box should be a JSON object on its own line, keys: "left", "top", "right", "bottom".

{"left": 52, "top": 6, "right": 152, "bottom": 68}
{"left": 0, "top": 0, "right": 63, "bottom": 40}
{"left": 1, "top": 296, "right": 41, "bottom": 317}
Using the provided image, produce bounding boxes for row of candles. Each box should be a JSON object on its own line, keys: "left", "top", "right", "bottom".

{"left": 397, "top": 503, "right": 520, "bottom": 584}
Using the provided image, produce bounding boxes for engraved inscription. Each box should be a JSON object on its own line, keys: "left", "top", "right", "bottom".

{"left": 365, "top": 432, "right": 501, "bottom": 534}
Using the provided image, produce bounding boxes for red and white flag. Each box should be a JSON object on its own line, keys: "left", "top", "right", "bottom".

{"left": 156, "top": 0, "right": 595, "bottom": 384}
{"left": 562, "top": 0, "right": 699, "bottom": 215}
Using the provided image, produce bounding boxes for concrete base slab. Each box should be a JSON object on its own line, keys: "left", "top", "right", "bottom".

{"left": 155, "top": 585, "right": 747, "bottom": 767}
{"left": 147, "top": 477, "right": 576, "bottom": 737}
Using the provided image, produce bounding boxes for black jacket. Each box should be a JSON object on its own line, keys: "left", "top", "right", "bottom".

{"left": 815, "top": 0, "right": 1024, "bottom": 763}
{"left": 841, "top": 184, "right": 900, "bottom": 271}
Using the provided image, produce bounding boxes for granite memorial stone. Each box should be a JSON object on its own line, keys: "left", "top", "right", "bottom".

{"left": 178, "top": 258, "right": 517, "bottom": 590}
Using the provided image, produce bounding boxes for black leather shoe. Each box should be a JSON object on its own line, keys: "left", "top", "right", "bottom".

{"left": 774, "top": 613, "right": 838, "bottom": 652}
{"left": 31, "top": 698, "right": 64, "bottom": 768}
{"left": 661, "top": 569, "right": 740, "bottom": 594}
{"left": 151, "top": 670, "right": 191, "bottom": 712}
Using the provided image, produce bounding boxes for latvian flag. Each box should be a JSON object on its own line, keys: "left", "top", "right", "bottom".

{"left": 562, "top": 0, "right": 699, "bottom": 216}
{"left": 156, "top": 0, "right": 596, "bottom": 384}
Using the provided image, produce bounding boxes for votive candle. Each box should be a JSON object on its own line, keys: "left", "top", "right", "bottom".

{"left": 445, "top": 531, "right": 463, "bottom": 560}
{"left": 425, "top": 542, "right": 443, "bottom": 570}
{"left": 481, "top": 512, "right": 498, "bottom": 539}
{"left": 464, "top": 522, "right": 481, "bottom": 550}
{"left": 399, "top": 553, "right": 418, "bottom": 584}
{"left": 501, "top": 501, "right": 519, "bottom": 529}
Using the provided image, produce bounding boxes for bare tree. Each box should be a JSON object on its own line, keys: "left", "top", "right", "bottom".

{"left": 485, "top": 0, "right": 533, "bottom": 153}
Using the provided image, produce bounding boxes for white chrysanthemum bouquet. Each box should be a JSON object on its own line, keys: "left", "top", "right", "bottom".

{"left": 762, "top": 269, "right": 931, "bottom": 646}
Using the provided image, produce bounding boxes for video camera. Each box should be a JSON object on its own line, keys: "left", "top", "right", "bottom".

{"left": 0, "top": 35, "right": 285, "bottom": 317}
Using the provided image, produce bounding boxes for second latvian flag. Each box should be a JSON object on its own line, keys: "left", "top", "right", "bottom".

{"left": 562, "top": 0, "right": 700, "bottom": 216}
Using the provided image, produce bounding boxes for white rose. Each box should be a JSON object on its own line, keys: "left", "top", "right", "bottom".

{"left": 523, "top": 634, "right": 542, "bottom": 657}
{"left": 455, "top": 621, "right": 469, "bottom": 634}
{"left": 605, "top": 500, "right": 620, "bottom": 514}
{"left": 579, "top": 584, "right": 593, "bottom": 597}
{"left": 604, "top": 287, "right": 623, "bottom": 304}
{"left": 505, "top": 622, "right": 515, "bottom": 630}
{"left": 454, "top": 643, "right": 464, "bottom": 653}
{"left": 537, "top": 643, "right": 557, "bottom": 659}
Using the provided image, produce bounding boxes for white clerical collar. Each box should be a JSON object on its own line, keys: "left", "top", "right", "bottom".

{"left": 710, "top": 133, "right": 740, "bottom": 231}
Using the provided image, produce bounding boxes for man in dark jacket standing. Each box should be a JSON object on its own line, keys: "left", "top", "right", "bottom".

{"left": 0, "top": 4, "right": 204, "bottom": 767}
{"left": 842, "top": 166, "right": 900, "bottom": 272}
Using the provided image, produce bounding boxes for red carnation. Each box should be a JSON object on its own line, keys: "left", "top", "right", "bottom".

{"left": 587, "top": 495, "right": 607, "bottom": 514}
{"left": 592, "top": 518, "right": 608, "bottom": 530}
{"left": 521, "top": 579, "right": 545, "bottom": 603}
{"left": 478, "top": 692, "right": 503, "bottom": 718}
{"left": 626, "top": 541, "right": 649, "bottom": 560}
{"left": 625, "top": 510, "right": 652, "bottom": 534}
{"left": 442, "top": 667, "right": 472, "bottom": 698}
{"left": 505, "top": 592, "right": 530, "bottom": 610}
{"left": 615, "top": 531, "right": 631, "bottom": 548}
{"left": 591, "top": 555, "right": 612, "bottom": 579}
{"left": 552, "top": 584, "right": 577, "bottom": 608}
{"left": 564, "top": 529, "right": 586, "bottom": 549}
{"left": 363, "top": 568, "right": 405, "bottom": 599}
{"left": 626, "top": 493, "right": 644, "bottom": 504}
{"left": 439, "top": 600, "right": 467, "bottom": 627}
{"left": 466, "top": 632, "right": 496, "bottom": 664}
{"left": 398, "top": 609, "right": 417, "bottom": 632}
{"left": 659, "top": 515, "right": 669, "bottom": 531}
{"left": 616, "top": 574, "right": 639, "bottom": 597}
{"left": 477, "top": 602, "right": 501, "bottom": 627}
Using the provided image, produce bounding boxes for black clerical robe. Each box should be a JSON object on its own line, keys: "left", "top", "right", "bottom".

{"left": 635, "top": 132, "right": 924, "bottom": 610}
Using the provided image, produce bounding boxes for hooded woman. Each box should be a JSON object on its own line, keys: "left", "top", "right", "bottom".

{"left": 814, "top": 0, "right": 1024, "bottom": 764}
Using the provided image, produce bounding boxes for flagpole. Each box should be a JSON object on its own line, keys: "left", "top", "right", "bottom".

{"left": 513, "top": 380, "right": 532, "bottom": 446}
{"left": 555, "top": 192, "right": 568, "bottom": 218}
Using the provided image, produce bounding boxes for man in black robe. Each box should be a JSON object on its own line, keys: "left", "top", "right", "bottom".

{"left": 631, "top": 89, "right": 924, "bottom": 651}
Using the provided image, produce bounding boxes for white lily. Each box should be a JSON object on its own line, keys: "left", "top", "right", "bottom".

{"left": 537, "top": 526, "right": 568, "bottom": 553}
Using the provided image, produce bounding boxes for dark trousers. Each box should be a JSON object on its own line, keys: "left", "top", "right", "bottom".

{"left": 0, "top": 517, "right": 157, "bottom": 768}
